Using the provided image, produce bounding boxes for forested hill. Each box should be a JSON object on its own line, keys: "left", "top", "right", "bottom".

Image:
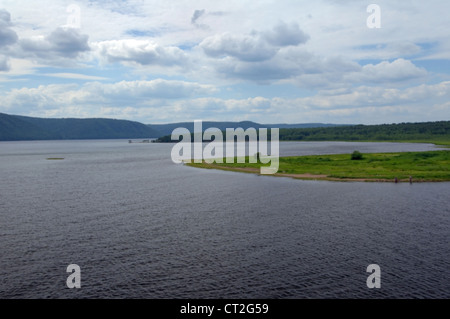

{"left": 156, "top": 121, "right": 450, "bottom": 144}
{"left": 0, "top": 113, "right": 159, "bottom": 141}
{"left": 148, "top": 121, "right": 345, "bottom": 137}
{"left": 0, "top": 113, "right": 56, "bottom": 141}
{"left": 0, "top": 113, "right": 346, "bottom": 141}
{"left": 1, "top": 112, "right": 448, "bottom": 143}
{"left": 279, "top": 121, "right": 450, "bottom": 142}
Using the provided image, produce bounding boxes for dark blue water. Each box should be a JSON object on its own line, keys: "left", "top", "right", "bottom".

{"left": 0, "top": 140, "right": 449, "bottom": 298}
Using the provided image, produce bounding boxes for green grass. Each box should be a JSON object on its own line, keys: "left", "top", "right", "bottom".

{"left": 187, "top": 151, "right": 450, "bottom": 182}
{"left": 46, "top": 158, "right": 65, "bottom": 160}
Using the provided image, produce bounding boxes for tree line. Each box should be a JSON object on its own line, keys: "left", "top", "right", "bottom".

{"left": 156, "top": 121, "right": 450, "bottom": 143}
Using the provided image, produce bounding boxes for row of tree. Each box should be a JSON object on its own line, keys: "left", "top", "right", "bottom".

{"left": 156, "top": 121, "right": 450, "bottom": 143}
{"left": 278, "top": 121, "right": 449, "bottom": 141}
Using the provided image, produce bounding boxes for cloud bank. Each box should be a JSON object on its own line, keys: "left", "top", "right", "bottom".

{"left": 0, "top": 1, "right": 448, "bottom": 125}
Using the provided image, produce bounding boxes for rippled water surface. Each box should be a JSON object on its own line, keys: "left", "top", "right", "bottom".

{"left": 0, "top": 140, "right": 449, "bottom": 298}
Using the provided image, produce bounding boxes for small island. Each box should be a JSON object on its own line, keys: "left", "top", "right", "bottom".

{"left": 187, "top": 150, "right": 450, "bottom": 182}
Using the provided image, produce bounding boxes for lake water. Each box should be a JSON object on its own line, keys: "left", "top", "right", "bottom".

{"left": 0, "top": 140, "right": 449, "bottom": 299}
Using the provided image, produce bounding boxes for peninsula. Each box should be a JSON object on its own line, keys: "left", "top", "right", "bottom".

{"left": 187, "top": 150, "right": 450, "bottom": 182}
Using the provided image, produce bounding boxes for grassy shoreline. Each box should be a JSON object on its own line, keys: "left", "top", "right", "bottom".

{"left": 187, "top": 150, "right": 450, "bottom": 182}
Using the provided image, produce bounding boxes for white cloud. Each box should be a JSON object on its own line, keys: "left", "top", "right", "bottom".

{"left": 95, "top": 39, "right": 189, "bottom": 67}
{"left": 302, "top": 81, "right": 450, "bottom": 109}
{"left": 86, "top": 79, "right": 217, "bottom": 100}
{"left": 352, "top": 42, "right": 423, "bottom": 61}
{"left": 0, "top": 58, "right": 43, "bottom": 81}
{"left": 43, "top": 73, "right": 108, "bottom": 81}
{"left": 262, "top": 21, "right": 309, "bottom": 47}
{"left": 0, "top": 55, "right": 10, "bottom": 71}
{"left": 200, "top": 32, "right": 277, "bottom": 62}
{"left": 0, "top": 1, "right": 449, "bottom": 124}
{"left": 354, "top": 59, "right": 427, "bottom": 83}
{"left": 17, "top": 27, "right": 90, "bottom": 64}
{"left": 0, "top": 9, "right": 17, "bottom": 72}
{"left": 287, "top": 58, "right": 426, "bottom": 89}
{"left": 200, "top": 22, "right": 309, "bottom": 62}
{"left": 134, "top": 82, "right": 450, "bottom": 123}
{"left": 0, "top": 9, "right": 17, "bottom": 48}
{"left": 0, "top": 79, "right": 218, "bottom": 114}
{"left": 1, "top": 84, "right": 79, "bottom": 113}
{"left": 3, "top": 80, "right": 448, "bottom": 125}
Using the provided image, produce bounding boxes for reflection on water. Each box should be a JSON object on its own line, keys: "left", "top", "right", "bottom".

{"left": 0, "top": 140, "right": 449, "bottom": 298}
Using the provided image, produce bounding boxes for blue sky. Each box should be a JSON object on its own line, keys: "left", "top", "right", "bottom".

{"left": 0, "top": 0, "right": 449, "bottom": 124}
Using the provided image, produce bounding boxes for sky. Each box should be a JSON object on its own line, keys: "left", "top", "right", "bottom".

{"left": 0, "top": 0, "right": 449, "bottom": 125}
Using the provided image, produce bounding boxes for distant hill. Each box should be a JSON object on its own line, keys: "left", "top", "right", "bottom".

{"left": 154, "top": 121, "right": 450, "bottom": 144}
{"left": 271, "top": 123, "right": 349, "bottom": 129}
{"left": 149, "top": 121, "right": 262, "bottom": 137}
{"left": 0, "top": 113, "right": 56, "bottom": 141}
{"left": 0, "top": 113, "right": 159, "bottom": 141}
{"left": 278, "top": 121, "right": 450, "bottom": 142}
{"left": 0, "top": 113, "right": 347, "bottom": 141}
{"left": 10, "top": 113, "right": 445, "bottom": 143}
{"left": 148, "top": 121, "right": 345, "bottom": 137}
